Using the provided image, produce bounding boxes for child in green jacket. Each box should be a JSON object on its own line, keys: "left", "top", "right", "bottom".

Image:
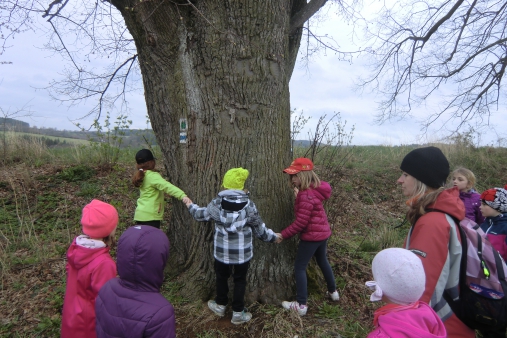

{"left": 132, "top": 149, "right": 192, "bottom": 228}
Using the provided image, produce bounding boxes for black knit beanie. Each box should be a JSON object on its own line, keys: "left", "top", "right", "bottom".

{"left": 400, "top": 146, "right": 449, "bottom": 188}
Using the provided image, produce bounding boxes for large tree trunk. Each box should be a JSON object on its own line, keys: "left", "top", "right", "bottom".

{"left": 113, "top": 0, "right": 309, "bottom": 304}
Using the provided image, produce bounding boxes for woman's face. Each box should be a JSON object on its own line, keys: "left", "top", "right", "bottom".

{"left": 397, "top": 172, "right": 417, "bottom": 197}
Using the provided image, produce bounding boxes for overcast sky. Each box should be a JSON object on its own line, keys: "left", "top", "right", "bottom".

{"left": 0, "top": 3, "right": 504, "bottom": 146}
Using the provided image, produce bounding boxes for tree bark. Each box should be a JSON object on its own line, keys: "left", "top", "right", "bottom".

{"left": 112, "top": 0, "right": 307, "bottom": 303}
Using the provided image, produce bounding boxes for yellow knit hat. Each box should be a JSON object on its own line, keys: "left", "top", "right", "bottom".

{"left": 223, "top": 168, "right": 249, "bottom": 190}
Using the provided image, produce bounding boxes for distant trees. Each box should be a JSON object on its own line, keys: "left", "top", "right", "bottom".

{"left": 2, "top": 0, "right": 351, "bottom": 302}
{"left": 362, "top": 0, "right": 507, "bottom": 131}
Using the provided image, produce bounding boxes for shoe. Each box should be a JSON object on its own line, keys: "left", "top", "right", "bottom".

{"left": 327, "top": 290, "right": 340, "bottom": 301}
{"left": 208, "top": 300, "right": 226, "bottom": 317}
{"left": 281, "top": 301, "right": 308, "bottom": 316}
{"left": 231, "top": 309, "right": 252, "bottom": 325}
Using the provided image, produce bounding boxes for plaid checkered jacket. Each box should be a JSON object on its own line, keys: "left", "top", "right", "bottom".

{"left": 188, "top": 190, "right": 277, "bottom": 264}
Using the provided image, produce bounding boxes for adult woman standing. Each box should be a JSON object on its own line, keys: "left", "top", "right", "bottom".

{"left": 397, "top": 146, "right": 474, "bottom": 338}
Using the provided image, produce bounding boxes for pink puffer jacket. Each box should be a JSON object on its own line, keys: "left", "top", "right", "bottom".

{"left": 281, "top": 181, "right": 332, "bottom": 241}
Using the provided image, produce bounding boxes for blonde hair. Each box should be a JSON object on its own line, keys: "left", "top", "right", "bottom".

{"left": 102, "top": 233, "right": 116, "bottom": 248}
{"left": 451, "top": 167, "right": 476, "bottom": 190}
{"left": 291, "top": 170, "right": 321, "bottom": 190}
{"left": 405, "top": 178, "right": 444, "bottom": 225}
{"left": 132, "top": 160, "right": 156, "bottom": 187}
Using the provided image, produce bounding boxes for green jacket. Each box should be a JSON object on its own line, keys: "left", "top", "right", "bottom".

{"left": 134, "top": 170, "right": 187, "bottom": 221}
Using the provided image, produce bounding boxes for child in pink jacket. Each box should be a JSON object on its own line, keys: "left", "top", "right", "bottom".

{"left": 61, "top": 200, "right": 118, "bottom": 338}
{"left": 365, "top": 248, "right": 446, "bottom": 338}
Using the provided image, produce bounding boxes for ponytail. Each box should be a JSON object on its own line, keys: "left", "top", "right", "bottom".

{"left": 132, "top": 160, "right": 155, "bottom": 187}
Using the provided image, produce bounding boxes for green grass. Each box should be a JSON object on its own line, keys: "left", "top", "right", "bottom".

{"left": 2, "top": 140, "right": 507, "bottom": 336}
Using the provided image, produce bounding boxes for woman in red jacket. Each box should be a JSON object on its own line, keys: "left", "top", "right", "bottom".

{"left": 277, "top": 158, "right": 339, "bottom": 316}
{"left": 397, "top": 147, "right": 474, "bottom": 338}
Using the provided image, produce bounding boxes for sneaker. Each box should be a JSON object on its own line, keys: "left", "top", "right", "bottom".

{"left": 327, "top": 290, "right": 340, "bottom": 301}
{"left": 281, "top": 301, "right": 308, "bottom": 316}
{"left": 231, "top": 309, "right": 252, "bottom": 325}
{"left": 208, "top": 300, "right": 226, "bottom": 317}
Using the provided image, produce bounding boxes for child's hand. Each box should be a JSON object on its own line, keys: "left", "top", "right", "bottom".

{"left": 293, "top": 187, "right": 299, "bottom": 197}
{"left": 182, "top": 197, "right": 193, "bottom": 207}
{"left": 275, "top": 233, "right": 283, "bottom": 243}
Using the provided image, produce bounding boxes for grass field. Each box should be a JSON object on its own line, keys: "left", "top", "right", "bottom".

{"left": 1, "top": 136, "right": 506, "bottom": 337}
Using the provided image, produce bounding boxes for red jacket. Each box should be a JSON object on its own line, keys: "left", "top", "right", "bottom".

{"left": 61, "top": 237, "right": 117, "bottom": 338}
{"left": 281, "top": 181, "right": 332, "bottom": 241}
{"left": 404, "top": 187, "right": 474, "bottom": 338}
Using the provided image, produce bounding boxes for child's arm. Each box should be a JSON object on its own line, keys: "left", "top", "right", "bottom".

{"left": 187, "top": 202, "right": 212, "bottom": 222}
{"left": 247, "top": 203, "right": 278, "bottom": 243}
{"left": 151, "top": 172, "right": 188, "bottom": 200}
{"left": 280, "top": 199, "right": 313, "bottom": 239}
{"left": 90, "top": 257, "right": 117, "bottom": 295}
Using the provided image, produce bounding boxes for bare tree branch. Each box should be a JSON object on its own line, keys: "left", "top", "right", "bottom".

{"left": 361, "top": 0, "right": 507, "bottom": 131}
{"left": 290, "top": 0, "right": 328, "bottom": 35}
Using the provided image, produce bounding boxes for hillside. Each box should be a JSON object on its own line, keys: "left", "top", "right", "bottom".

{"left": 1, "top": 143, "right": 506, "bottom": 337}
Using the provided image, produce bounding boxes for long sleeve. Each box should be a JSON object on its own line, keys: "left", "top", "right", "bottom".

{"left": 280, "top": 195, "right": 312, "bottom": 239}
{"left": 150, "top": 172, "right": 187, "bottom": 200}
{"left": 188, "top": 203, "right": 212, "bottom": 222}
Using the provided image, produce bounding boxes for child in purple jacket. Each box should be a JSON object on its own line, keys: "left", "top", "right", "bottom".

{"left": 365, "top": 248, "right": 446, "bottom": 338}
{"left": 95, "top": 226, "right": 175, "bottom": 338}
{"left": 451, "top": 167, "right": 484, "bottom": 224}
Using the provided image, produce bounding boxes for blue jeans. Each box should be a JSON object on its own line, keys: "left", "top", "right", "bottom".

{"left": 294, "top": 239, "right": 336, "bottom": 305}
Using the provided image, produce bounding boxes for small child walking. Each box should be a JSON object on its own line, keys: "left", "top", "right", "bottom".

{"left": 185, "top": 167, "right": 281, "bottom": 325}
{"left": 479, "top": 185, "right": 507, "bottom": 262}
{"left": 451, "top": 167, "right": 484, "bottom": 224}
{"left": 132, "top": 149, "right": 192, "bottom": 228}
{"left": 365, "top": 248, "right": 446, "bottom": 338}
{"left": 61, "top": 199, "right": 119, "bottom": 338}
{"left": 95, "top": 225, "right": 175, "bottom": 338}
{"left": 278, "top": 158, "right": 339, "bottom": 316}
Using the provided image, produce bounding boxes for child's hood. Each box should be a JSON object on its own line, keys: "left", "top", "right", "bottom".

{"left": 374, "top": 302, "right": 446, "bottom": 338}
{"left": 67, "top": 236, "right": 110, "bottom": 270}
{"left": 116, "top": 225, "right": 169, "bottom": 292}
{"left": 218, "top": 189, "right": 249, "bottom": 203}
{"left": 311, "top": 181, "right": 332, "bottom": 201}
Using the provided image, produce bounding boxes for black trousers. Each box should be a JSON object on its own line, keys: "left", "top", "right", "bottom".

{"left": 135, "top": 220, "right": 161, "bottom": 229}
{"left": 214, "top": 259, "right": 250, "bottom": 312}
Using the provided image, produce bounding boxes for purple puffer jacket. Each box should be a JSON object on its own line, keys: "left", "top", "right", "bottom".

{"left": 95, "top": 226, "right": 175, "bottom": 338}
{"left": 281, "top": 181, "right": 332, "bottom": 241}
{"left": 459, "top": 190, "right": 484, "bottom": 225}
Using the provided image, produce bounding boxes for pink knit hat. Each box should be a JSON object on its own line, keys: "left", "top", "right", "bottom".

{"left": 81, "top": 199, "right": 118, "bottom": 238}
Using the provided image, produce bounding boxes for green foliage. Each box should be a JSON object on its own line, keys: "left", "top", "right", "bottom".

{"left": 75, "top": 112, "right": 132, "bottom": 168}
{"left": 58, "top": 165, "right": 95, "bottom": 182}
{"left": 77, "top": 181, "right": 101, "bottom": 198}
{"left": 34, "top": 316, "right": 61, "bottom": 336}
{"left": 315, "top": 301, "right": 343, "bottom": 319}
{"left": 160, "top": 280, "right": 189, "bottom": 306}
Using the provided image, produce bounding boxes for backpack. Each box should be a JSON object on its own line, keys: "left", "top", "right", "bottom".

{"left": 436, "top": 213, "right": 507, "bottom": 332}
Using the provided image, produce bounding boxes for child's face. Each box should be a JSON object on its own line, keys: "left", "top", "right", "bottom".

{"left": 291, "top": 174, "right": 301, "bottom": 188}
{"left": 397, "top": 172, "right": 417, "bottom": 197}
{"left": 452, "top": 174, "right": 469, "bottom": 192}
{"left": 480, "top": 202, "right": 501, "bottom": 218}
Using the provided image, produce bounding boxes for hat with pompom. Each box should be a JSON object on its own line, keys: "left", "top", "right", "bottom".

{"left": 222, "top": 168, "right": 249, "bottom": 190}
{"left": 480, "top": 185, "right": 507, "bottom": 213}
{"left": 81, "top": 199, "right": 119, "bottom": 238}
